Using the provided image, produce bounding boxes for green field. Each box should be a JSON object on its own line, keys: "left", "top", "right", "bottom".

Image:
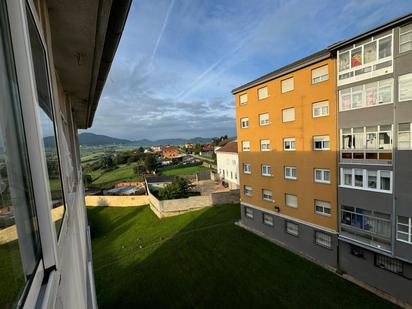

{"left": 158, "top": 165, "right": 210, "bottom": 176}
{"left": 91, "top": 164, "right": 142, "bottom": 187}
{"left": 88, "top": 204, "right": 393, "bottom": 308}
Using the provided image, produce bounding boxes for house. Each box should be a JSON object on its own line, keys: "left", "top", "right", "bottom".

{"left": 216, "top": 141, "right": 239, "bottom": 189}
{"left": 0, "top": 0, "right": 130, "bottom": 308}
{"left": 232, "top": 13, "right": 412, "bottom": 305}
{"left": 162, "top": 146, "right": 181, "bottom": 159}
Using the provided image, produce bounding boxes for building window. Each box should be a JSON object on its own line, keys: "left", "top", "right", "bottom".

{"left": 263, "top": 213, "right": 274, "bottom": 226}
{"left": 312, "top": 101, "right": 329, "bottom": 118}
{"left": 282, "top": 107, "right": 295, "bottom": 122}
{"left": 261, "top": 164, "right": 271, "bottom": 176}
{"left": 313, "top": 136, "right": 330, "bottom": 150}
{"left": 283, "top": 138, "right": 296, "bottom": 151}
{"left": 258, "top": 86, "right": 268, "bottom": 100}
{"left": 311, "top": 65, "right": 329, "bottom": 84}
{"left": 340, "top": 168, "right": 392, "bottom": 193}
{"left": 400, "top": 23, "right": 412, "bottom": 53}
{"left": 281, "top": 77, "right": 294, "bottom": 93}
{"left": 245, "top": 207, "right": 254, "bottom": 219}
{"left": 315, "top": 231, "right": 332, "bottom": 248}
{"left": 243, "top": 163, "right": 251, "bottom": 174}
{"left": 339, "top": 78, "right": 393, "bottom": 111}
{"left": 399, "top": 73, "right": 412, "bottom": 102}
{"left": 337, "top": 35, "right": 393, "bottom": 84}
{"left": 240, "top": 117, "right": 249, "bottom": 128}
{"left": 244, "top": 185, "right": 253, "bottom": 197}
{"left": 314, "top": 168, "right": 330, "bottom": 184}
{"left": 259, "top": 113, "right": 270, "bottom": 126}
{"left": 284, "top": 166, "right": 297, "bottom": 180}
{"left": 242, "top": 141, "right": 250, "bottom": 152}
{"left": 285, "top": 194, "right": 298, "bottom": 208}
{"left": 240, "top": 93, "right": 248, "bottom": 105}
{"left": 0, "top": 7, "right": 43, "bottom": 304}
{"left": 262, "top": 189, "right": 273, "bottom": 202}
{"left": 398, "top": 123, "right": 411, "bottom": 150}
{"left": 341, "top": 206, "right": 391, "bottom": 250}
{"left": 286, "top": 221, "right": 299, "bottom": 236}
{"left": 375, "top": 254, "right": 403, "bottom": 275}
{"left": 315, "top": 200, "right": 331, "bottom": 216}
{"left": 397, "top": 216, "right": 412, "bottom": 244}
{"left": 260, "top": 139, "right": 270, "bottom": 151}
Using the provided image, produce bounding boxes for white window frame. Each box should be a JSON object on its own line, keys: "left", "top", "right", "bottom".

{"left": 315, "top": 200, "right": 332, "bottom": 217}
{"left": 260, "top": 139, "right": 270, "bottom": 151}
{"left": 242, "top": 141, "right": 250, "bottom": 152}
{"left": 243, "top": 163, "right": 251, "bottom": 174}
{"left": 244, "top": 185, "right": 253, "bottom": 197}
{"left": 263, "top": 213, "right": 274, "bottom": 226}
{"left": 245, "top": 207, "right": 254, "bottom": 218}
{"left": 285, "top": 194, "right": 298, "bottom": 208}
{"left": 284, "top": 166, "right": 297, "bottom": 180}
{"left": 311, "top": 65, "right": 329, "bottom": 84}
{"left": 282, "top": 107, "right": 295, "bottom": 122}
{"left": 262, "top": 189, "right": 273, "bottom": 202}
{"left": 259, "top": 113, "right": 270, "bottom": 126}
{"left": 283, "top": 137, "right": 296, "bottom": 151}
{"left": 240, "top": 117, "right": 249, "bottom": 129}
{"left": 337, "top": 34, "right": 393, "bottom": 86}
{"left": 313, "top": 135, "right": 330, "bottom": 150}
{"left": 281, "top": 77, "right": 294, "bottom": 93}
{"left": 261, "top": 164, "right": 272, "bottom": 176}
{"left": 258, "top": 86, "right": 268, "bottom": 100}
{"left": 314, "top": 168, "right": 331, "bottom": 184}
{"left": 240, "top": 93, "right": 248, "bottom": 105}
{"left": 315, "top": 231, "right": 332, "bottom": 248}
{"left": 399, "top": 73, "right": 412, "bottom": 102}
{"left": 312, "top": 100, "right": 329, "bottom": 118}
{"left": 286, "top": 221, "right": 299, "bottom": 236}
{"left": 339, "top": 168, "right": 392, "bottom": 193}
{"left": 397, "top": 216, "right": 412, "bottom": 244}
{"left": 400, "top": 23, "right": 412, "bottom": 53}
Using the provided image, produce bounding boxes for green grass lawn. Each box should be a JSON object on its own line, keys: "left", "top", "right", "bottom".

{"left": 158, "top": 165, "right": 210, "bottom": 176}
{"left": 88, "top": 204, "right": 394, "bottom": 308}
{"left": 92, "top": 164, "right": 142, "bottom": 187}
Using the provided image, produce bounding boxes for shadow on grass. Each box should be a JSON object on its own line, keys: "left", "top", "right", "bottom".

{"left": 88, "top": 204, "right": 395, "bottom": 309}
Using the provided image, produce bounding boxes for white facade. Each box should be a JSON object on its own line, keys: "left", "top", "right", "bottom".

{"left": 216, "top": 151, "right": 239, "bottom": 189}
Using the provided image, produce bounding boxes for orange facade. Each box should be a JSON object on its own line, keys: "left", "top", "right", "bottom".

{"left": 235, "top": 58, "right": 337, "bottom": 231}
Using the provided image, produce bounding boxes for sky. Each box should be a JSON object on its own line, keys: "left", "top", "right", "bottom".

{"left": 87, "top": 0, "right": 412, "bottom": 141}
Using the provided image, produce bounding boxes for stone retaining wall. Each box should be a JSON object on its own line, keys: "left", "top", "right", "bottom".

{"left": 85, "top": 195, "right": 149, "bottom": 207}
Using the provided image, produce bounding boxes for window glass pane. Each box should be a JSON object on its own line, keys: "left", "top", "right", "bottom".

{"left": 354, "top": 169, "right": 363, "bottom": 187}
{"left": 379, "top": 37, "right": 392, "bottom": 59}
{"left": 343, "top": 169, "right": 352, "bottom": 186}
{"left": 339, "top": 51, "right": 350, "bottom": 71}
{"left": 367, "top": 171, "right": 377, "bottom": 189}
{"left": 365, "top": 82, "right": 377, "bottom": 106}
{"left": 364, "top": 41, "right": 377, "bottom": 64}
{"left": 399, "top": 74, "right": 412, "bottom": 101}
{"left": 351, "top": 48, "right": 362, "bottom": 68}
{"left": 351, "top": 86, "right": 363, "bottom": 108}
{"left": 0, "top": 4, "right": 42, "bottom": 306}
{"left": 26, "top": 8, "right": 65, "bottom": 233}
{"left": 380, "top": 171, "right": 391, "bottom": 191}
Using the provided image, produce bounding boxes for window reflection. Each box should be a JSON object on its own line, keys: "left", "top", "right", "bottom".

{"left": 26, "top": 8, "right": 65, "bottom": 233}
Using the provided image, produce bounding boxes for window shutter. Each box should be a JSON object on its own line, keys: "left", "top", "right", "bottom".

{"left": 281, "top": 77, "right": 294, "bottom": 93}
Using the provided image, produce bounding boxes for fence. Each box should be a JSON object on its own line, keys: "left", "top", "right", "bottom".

{"left": 85, "top": 195, "right": 149, "bottom": 207}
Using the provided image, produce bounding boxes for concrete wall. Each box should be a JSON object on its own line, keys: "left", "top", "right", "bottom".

{"left": 85, "top": 195, "right": 149, "bottom": 207}
{"left": 240, "top": 203, "right": 338, "bottom": 268}
{"left": 339, "top": 241, "right": 412, "bottom": 305}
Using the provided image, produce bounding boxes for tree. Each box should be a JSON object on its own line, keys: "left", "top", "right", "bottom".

{"left": 158, "top": 177, "right": 195, "bottom": 200}
{"left": 144, "top": 155, "right": 157, "bottom": 173}
{"left": 194, "top": 144, "right": 202, "bottom": 154}
{"left": 138, "top": 146, "right": 145, "bottom": 153}
{"left": 101, "top": 156, "right": 115, "bottom": 169}
{"left": 133, "top": 164, "right": 145, "bottom": 176}
{"left": 82, "top": 174, "right": 92, "bottom": 188}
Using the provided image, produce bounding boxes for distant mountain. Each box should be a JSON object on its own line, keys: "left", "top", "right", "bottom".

{"left": 78, "top": 133, "right": 132, "bottom": 145}
{"left": 133, "top": 137, "right": 212, "bottom": 147}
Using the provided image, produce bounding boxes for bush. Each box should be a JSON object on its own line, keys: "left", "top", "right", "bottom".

{"left": 156, "top": 177, "right": 197, "bottom": 200}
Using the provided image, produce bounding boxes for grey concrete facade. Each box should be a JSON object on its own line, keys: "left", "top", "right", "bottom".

{"left": 240, "top": 203, "right": 338, "bottom": 268}
{"left": 333, "top": 16, "right": 412, "bottom": 305}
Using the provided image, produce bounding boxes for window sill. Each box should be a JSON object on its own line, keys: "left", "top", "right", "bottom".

{"left": 314, "top": 180, "right": 331, "bottom": 184}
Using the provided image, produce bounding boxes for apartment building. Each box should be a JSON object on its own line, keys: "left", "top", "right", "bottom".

{"left": 0, "top": 0, "right": 130, "bottom": 308}
{"left": 329, "top": 14, "right": 412, "bottom": 303}
{"left": 232, "top": 50, "right": 338, "bottom": 268}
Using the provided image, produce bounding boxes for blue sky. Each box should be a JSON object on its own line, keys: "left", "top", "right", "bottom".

{"left": 89, "top": 0, "right": 412, "bottom": 140}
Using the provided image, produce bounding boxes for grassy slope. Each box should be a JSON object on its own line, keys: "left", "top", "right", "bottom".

{"left": 92, "top": 164, "right": 142, "bottom": 186}
{"left": 0, "top": 241, "right": 25, "bottom": 309}
{"left": 158, "top": 165, "right": 210, "bottom": 176}
{"left": 88, "top": 205, "right": 394, "bottom": 309}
